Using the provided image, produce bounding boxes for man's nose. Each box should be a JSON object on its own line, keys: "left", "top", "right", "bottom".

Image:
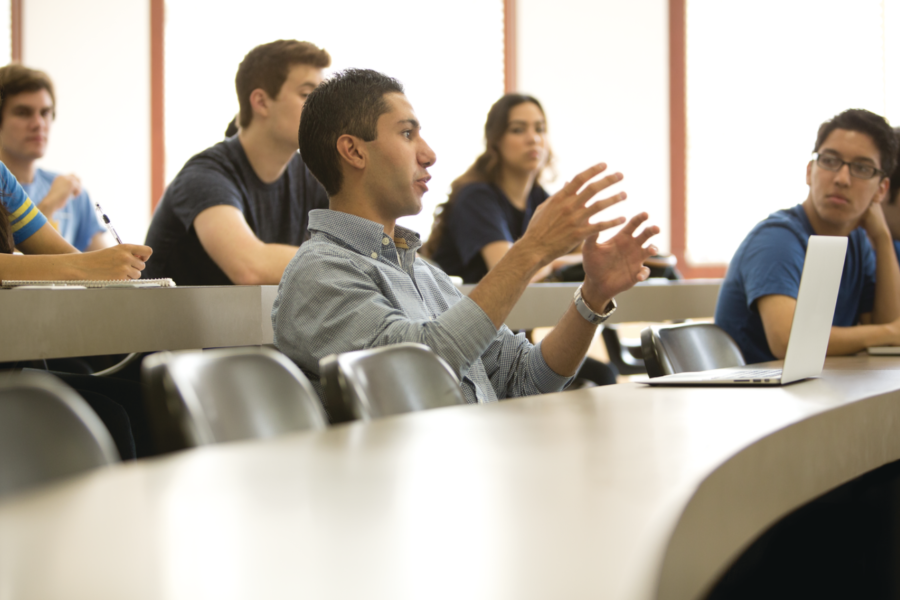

{"left": 419, "top": 139, "right": 437, "bottom": 167}
{"left": 834, "top": 163, "right": 852, "bottom": 185}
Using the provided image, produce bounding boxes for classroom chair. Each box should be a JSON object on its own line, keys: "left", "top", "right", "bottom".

{"left": 641, "top": 322, "right": 746, "bottom": 378}
{"left": 0, "top": 371, "right": 119, "bottom": 500}
{"left": 142, "top": 347, "right": 327, "bottom": 453}
{"left": 319, "top": 342, "right": 466, "bottom": 423}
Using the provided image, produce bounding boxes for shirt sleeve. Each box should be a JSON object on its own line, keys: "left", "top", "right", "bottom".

{"left": 0, "top": 164, "right": 48, "bottom": 245}
{"left": 166, "top": 156, "right": 246, "bottom": 230}
{"left": 447, "top": 184, "right": 516, "bottom": 265}
{"left": 422, "top": 260, "right": 572, "bottom": 397}
{"left": 739, "top": 224, "right": 808, "bottom": 309}
{"left": 480, "top": 330, "right": 573, "bottom": 398}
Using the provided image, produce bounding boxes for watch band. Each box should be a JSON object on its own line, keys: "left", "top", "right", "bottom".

{"left": 573, "top": 284, "right": 617, "bottom": 325}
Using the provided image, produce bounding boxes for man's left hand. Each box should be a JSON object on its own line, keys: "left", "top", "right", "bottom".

{"left": 580, "top": 212, "right": 660, "bottom": 308}
{"left": 860, "top": 200, "right": 892, "bottom": 246}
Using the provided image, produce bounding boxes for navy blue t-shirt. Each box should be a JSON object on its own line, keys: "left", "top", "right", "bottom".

{"left": 429, "top": 182, "right": 548, "bottom": 283}
{"left": 714, "top": 204, "right": 876, "bottom": 364}
{"left": 144, "top": 136, "right": 329, "bottom": 285}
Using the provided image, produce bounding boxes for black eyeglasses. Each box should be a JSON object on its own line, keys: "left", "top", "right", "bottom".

{"left": 814, "top": 152, "right": 885, "bottom": 180}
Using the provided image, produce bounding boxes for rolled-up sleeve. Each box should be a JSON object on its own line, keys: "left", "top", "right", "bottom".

{"left": 480, "top": 329, "right": 573, "bottom": 399}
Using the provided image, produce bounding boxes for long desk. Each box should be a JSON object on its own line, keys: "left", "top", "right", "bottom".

{"left": 0, "top": 286, "right": 279, "bottom": 363}
{"left": 2, "top": 355, "right": 899, "bottom": 599}
{"left": 0, "top": 280, "right": 720, "bottom": 362}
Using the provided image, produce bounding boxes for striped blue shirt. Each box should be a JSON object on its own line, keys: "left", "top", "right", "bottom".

{"left": 1, "top": 162, "right": 47, "bottom": 245}
{"left": 272, "top": 209, "right": 572, "bottom": 404}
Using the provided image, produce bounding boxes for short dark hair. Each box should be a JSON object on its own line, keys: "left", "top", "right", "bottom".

{"left": 235, "top": 40, "right": 331, "bottom": 128}
{"left": 813, "top": 109, "right": 898, "bottom": 180}
{"left": 0, "top": 63, "right": 55, "bottom": 126}
{"left": 299, "top": 69, "right": 404, "bottom": 196}
{"left": 890, "top": 127, "right": 900, "bottom": 205}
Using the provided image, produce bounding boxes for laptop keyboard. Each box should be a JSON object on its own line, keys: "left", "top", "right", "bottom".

{"left": 709, "top": 369, "right": 782, "bottom": 382}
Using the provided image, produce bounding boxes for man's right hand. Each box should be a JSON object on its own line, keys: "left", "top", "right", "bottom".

{"left": 519, "top": 163, "right": 628, "bottom": 265}
{"left": 73, "top": 244, "right": 153, "bottom": 280}
{"left": 38, "top": 174, "right": 83, "bottom": 218}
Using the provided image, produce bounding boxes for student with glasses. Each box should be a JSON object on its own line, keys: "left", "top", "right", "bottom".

{"left": 714, "top": 109, "right": 900, "bottom": 363}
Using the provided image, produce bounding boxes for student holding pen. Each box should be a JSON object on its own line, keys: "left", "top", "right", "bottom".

{"left": 0, "top": 162, "right": 151, "bottom": 280}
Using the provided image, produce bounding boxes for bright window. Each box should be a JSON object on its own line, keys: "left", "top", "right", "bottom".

{"left": 165, "top": 0, "right": 504, "bottom": 237}
{"left": 685, "top": 0, "right": 900, "bottom": 265}
{"left": 0, "top": 0, "right": 11, "bottom": 65}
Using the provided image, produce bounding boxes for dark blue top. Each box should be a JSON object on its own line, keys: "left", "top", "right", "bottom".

{"left": 429, "top": 182, "right": 548, "bottom": 283}
{"left": 714, "top": 204, "right": 876, "bottom": 364}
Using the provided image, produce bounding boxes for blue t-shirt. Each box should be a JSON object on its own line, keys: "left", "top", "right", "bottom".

{"left": 430, "top": 182, "right": 548, "bottom": 283}
{"left": 20, "top": 168, "right": 104, "bottom": 251}
{"left": 714, "top": 204, "right": 876, "bottom": 364}
{"left": 0, "top": 162, "right": 47, "bottom": 246}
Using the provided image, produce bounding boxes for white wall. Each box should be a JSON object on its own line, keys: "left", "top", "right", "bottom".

{"left": 517, "top": 0, "right": 671, "bottom": 253}
{"left": 15, "top": 0, "right": 670, "bottom": 250}
{"left": 22, "top": 0, "right": 150, "bottom": 244}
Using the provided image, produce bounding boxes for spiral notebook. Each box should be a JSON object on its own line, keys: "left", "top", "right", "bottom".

{"left": 1, "top": 278, "right": 176, "bottom": 289}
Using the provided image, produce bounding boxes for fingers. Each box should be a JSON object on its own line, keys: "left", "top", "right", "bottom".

{"left": 618, "top": 212, "right": 649, "bottom": 236}
{"left": 562, "top": 163, "right": 608, "bottom": 196}
{"left": 635, "top": 266, "right": 651, "bottom": 282}
{"left": 123, "top": 244, "right": 153, "bottom": 260}
{"left": 636, "top": 225, "right": 661, "bottom": 245}
{"left": 577, "top": 172, "right": 625, "bottom": 204}
{"left": 588, "top": 216, "right": 627, "bottom": 235}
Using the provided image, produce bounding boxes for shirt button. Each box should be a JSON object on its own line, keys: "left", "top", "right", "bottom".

{"left": 370, "top": 252, "right": 378, "bottom": 259}
{"left": 382, "top": 237, "right": 390, "bottom": 245}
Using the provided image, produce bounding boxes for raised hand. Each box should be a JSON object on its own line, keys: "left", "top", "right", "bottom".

{"left": 38, "top": 174, "right": 83, "bottom": 218}
{"left": 580, "top": 212, "right": 659, "bottom": 306}
{"left": 520, "top": 163, "right": 629, "bottom": 265}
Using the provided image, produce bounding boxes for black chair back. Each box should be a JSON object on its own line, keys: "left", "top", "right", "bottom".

{"left": 319, "top": 343, "right": 465, "bottom": 421}
{"left": 641, "top": 323, "right": 745, "bottom": 378}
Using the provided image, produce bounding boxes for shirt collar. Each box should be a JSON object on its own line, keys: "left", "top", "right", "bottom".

{"left": 308, "top": 209, "right": 422, "bottom": 255}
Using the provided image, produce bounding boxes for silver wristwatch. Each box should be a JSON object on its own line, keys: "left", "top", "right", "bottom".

{"left": 573, "top": 284, "right": 617, "bottom": 325}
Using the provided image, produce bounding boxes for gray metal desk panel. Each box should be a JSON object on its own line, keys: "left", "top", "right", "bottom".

{"left": 0, "top": 281, "right": 721, "bottom": 362}
{"left": 0, "top": 286, "right": 265, "bottom": 362}
{"left": 1, "top": 356, "right": 898, "bottom": 599}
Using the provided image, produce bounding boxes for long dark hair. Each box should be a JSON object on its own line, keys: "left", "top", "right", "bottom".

{"left": 0, "top": 203, "right": 12, "bottom": 254}
{"left": 421, "top": 93, "right": 552, "bottom": 257}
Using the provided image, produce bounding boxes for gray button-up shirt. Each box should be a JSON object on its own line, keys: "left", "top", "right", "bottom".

{"left": 272, "top": 209, "right": 571, "bottom": 404}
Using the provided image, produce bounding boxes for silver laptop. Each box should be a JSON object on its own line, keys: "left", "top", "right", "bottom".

{"left": 646, "top": 235, "right": 847, "bottom": 386}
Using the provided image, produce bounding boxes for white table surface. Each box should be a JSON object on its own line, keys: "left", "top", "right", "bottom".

{"left": 2, "top": 355, "right": 899, "bottom": 600}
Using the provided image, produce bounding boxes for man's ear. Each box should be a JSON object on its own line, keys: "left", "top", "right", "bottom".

{"left": 248, "top": 89, "right": 269, "bottom": 120}
{"left": 806, "top": 160, "right": 813, "bottom": 186}
{"left": 336, "top": 134, "right": 367, "bottom": 171}
{"left": 873, "top": 176, "right": 890, "bottom": 204}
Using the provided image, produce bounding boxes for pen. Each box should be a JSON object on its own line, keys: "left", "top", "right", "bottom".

{"left": 94, "top": 203, "right": 123, "bottom": 245}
